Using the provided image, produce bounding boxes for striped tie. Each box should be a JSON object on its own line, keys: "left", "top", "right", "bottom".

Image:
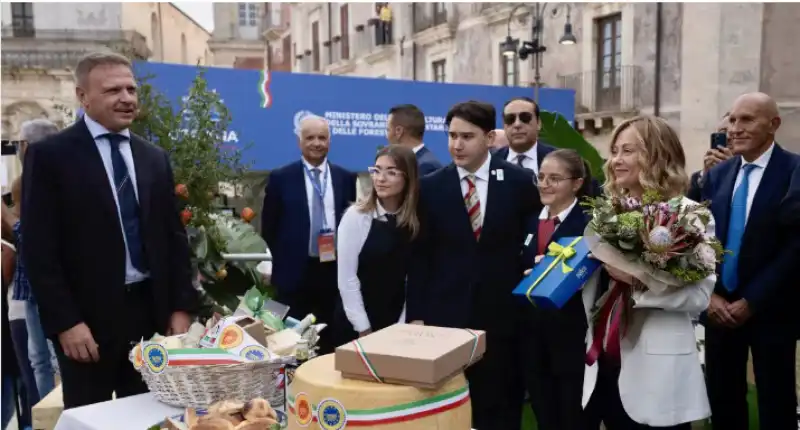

{"left": 464, "top": 175, "right": 482, "bottom": 240}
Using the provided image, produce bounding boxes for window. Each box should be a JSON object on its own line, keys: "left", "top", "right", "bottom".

{"left": 432, "top": 59, "right": 446, "bottom": 83}
{"left": 340, "top": 5, "right": 350, "bottom": 61}
{"left": 500, "top": 40, "right": 519, "bottom": 87}
{"left": 312, "top": 21, "right": 320, "bottom": 71}
{"left": 11, "top": 3, "right": 34, "bottom": 37}
{"left": 595, "top": 14, "right": 622, "bottom": 109}
{"left": 238, "top": 3, "right": 257, "bottom": 27}
{"left": 433, "top": 3, "right": 447, "bottom": 25}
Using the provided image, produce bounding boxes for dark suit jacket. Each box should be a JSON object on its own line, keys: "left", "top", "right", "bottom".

{"left": 21, "top": 119, "right": 197, "bottom": 342}
{"left": 261, "top": 160, "right": 357, "bottom": 295}
{"left": 687, "top": 170, "right": 703, "bottom": 202}
{"left": 407, "top": 157, "right": 540, "bottom": 337}
{"left": 701, "top": 144, "right": 800, "bottom": 334}
{"left": 520, "top": 203, "right": 591, "bottom": 373}
{"left": 415, "top": 146, "right": 443, "bottom": 176}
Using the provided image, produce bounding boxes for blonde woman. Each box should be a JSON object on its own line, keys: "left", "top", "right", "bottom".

{"left": 334, "top": 145, "right": 420, "bottom": 344}
{"left": 581, "top": 116, "right": 714, "bottom": 429}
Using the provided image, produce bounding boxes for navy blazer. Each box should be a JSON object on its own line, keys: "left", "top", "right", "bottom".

{"left": 415, "top": 146, "right": 443, "bottom": 176}
{"left": 261, "top": 160, "right": 358, "bottom": 295}
{"left": 701, "top": 144, "right": 800, "bottom": 332}
{"left": 407, "top": 157, "right": 541, "bottom": 336}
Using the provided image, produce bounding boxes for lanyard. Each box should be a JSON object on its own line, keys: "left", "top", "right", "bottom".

{"left": 304, "top": 163, "right": 329, "bottom": 226}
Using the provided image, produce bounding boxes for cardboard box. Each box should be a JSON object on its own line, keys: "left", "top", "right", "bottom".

{"left": 334, "top": 323, "right": 486, "bottom": 389}
{"left": 513, "top": 236, "right": 600, "bottom": 309}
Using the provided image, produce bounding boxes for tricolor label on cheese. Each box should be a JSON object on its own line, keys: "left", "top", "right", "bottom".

{"left": 287, "top": 386, "right": 470, "bottom": 426}
{"left": 240, "top": 345, "right": 269, "bottom": 362}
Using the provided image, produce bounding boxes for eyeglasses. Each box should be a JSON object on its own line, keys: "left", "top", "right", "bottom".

{"left": 503, "top": 112, "right": 535, "bottom": 126}
{"left": 537, "top": 175, "right": 576, "bottom": 187}
{"left": 368, "top": 166, "right": 404, "bottom": 179}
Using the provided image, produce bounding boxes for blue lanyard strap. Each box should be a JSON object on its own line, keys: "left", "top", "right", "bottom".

{"left": 304, "top": 163, "right": 329, "bottom": 227}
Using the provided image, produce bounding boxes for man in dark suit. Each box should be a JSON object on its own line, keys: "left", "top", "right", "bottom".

{"left": 493, "top": 97, "right": 555, "bottom": 180}
{"left": 407, "top": 101, "right": 540, "bottom": 430}
{"left": 261, "top": 115, "right": 357, "bottom": 353}
{"left": 21, "top": 52, "right": 198, "bottom": 408}
{"left": 701, "top": 92, "right": 800, "bottom": 430}
{"left": 386, "top": 104, "right": 443, "bottom": 175}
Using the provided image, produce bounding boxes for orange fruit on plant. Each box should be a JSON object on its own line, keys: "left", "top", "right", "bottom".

{"left": 180, "top": 208, "right": 192, "bottom": 225}
{"left": 216, "top": 267, "right": 228, "bottom": 279}
{"left": 241, "top": 207, "right": 256, "bottom": 223}
{"left": 175, "top": 183, "right": 189, "bottom": 199}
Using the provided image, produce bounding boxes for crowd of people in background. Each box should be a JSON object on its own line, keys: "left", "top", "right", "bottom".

{"left": 1, "top": 49, "right": 798, "bottom": 430}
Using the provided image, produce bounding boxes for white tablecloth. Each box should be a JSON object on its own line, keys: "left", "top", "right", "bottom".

{"left": 53, "top": 394, "right": 182, "bottom": 430}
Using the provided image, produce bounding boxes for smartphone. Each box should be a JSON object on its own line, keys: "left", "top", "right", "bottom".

{"left": 710, "top": 132, "right": 727, "bottom": 150}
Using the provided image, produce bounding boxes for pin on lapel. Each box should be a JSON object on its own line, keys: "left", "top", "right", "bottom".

{"left": 490, "top": 170, "right": 496, "bottom": 175}
{"left": 524, "top": 233, "right": 534, "bottom": 247}
{"left": 497, "top": 169, "right": 505, "bottom": 181}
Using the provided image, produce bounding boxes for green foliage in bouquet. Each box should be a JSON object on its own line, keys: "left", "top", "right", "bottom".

{"left": 539, "top": 111, "right": 606, "bottom": 183}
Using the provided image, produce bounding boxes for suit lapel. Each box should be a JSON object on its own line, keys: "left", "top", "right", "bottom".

{"left": 745, "top": 145, "right": 788, "bottom": 239}
{"left": 71, "top": 120, "right": 119, "bottom": 222}
{"left": 551, "top": 205, "right": 585, "bottom": 243}
{"left": 712, "top": 159, "right": 741, "bottom": 246}
{"left": 480, "top": 157, "right": 505, "bottom": 240}
{"left": 443, "top": 165, "right": 476, "bottom": 242}
{"left": 294, "top": 162, "right": 311, "bottom": 234}
{"left": 129, "top": 136, "right": 152, "bottom": 223}
{"left": 330, "top": 163, "right": 346, "bottom": 225}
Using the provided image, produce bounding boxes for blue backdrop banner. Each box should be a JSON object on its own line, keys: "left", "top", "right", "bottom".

{"left": 134, "top": 62, "right": 575, "bottom": 171}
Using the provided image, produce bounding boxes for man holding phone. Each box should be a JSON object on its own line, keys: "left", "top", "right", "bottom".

{"left": 687, "top": 113, "right": 733, "bottom": 201}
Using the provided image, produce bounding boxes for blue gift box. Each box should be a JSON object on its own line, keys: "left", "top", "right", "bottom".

{"left": 512, "top": 236, "right": 601, "bottom": 309}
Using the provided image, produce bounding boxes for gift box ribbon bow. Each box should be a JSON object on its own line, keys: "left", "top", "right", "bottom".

{"left": 525, "top": 236, "right": 582, "bottom": 305}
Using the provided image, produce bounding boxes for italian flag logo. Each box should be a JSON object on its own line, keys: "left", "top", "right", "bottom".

{"left": 258, "top": 69, "right": 272, "bottom": 108}
{"left": 287, "top": 386, "right": 470, "bottom": 426}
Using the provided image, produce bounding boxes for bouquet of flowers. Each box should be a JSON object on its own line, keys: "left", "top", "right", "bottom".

{"left": 582, "top": 190, "right": 725, "bottom": 291}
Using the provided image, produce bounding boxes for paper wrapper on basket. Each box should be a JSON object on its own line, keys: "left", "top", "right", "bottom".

{"left": 288, "top": 354, "right": 471, "bottom": 430}
{"left": 583, "top": 225, "right": 683, "bottom": 294}
{"left": 512, "top": 236, "right": 601, "bottom": 309}
{"left": 199, "top": 315, "right": 277, "bottom": 362}
{"left": 334, "top": 323, "right": 485, "bottom": 389}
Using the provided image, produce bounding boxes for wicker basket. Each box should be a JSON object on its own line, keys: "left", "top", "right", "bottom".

{"left": 139, "top": 357, "right": 296, "bottom": 409}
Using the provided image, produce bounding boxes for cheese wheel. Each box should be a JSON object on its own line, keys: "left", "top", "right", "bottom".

{"left": 288, "top": 354, "right": 471, "bottom": 430}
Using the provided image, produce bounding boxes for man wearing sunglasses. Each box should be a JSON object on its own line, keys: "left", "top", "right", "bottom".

{"left": 493, "top": 97, "right": 555, "bottom": 184}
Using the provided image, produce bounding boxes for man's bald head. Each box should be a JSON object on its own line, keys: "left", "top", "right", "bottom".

{"left": 297, "top": 115, "right": 330, "bottom": 166}
{"left": 490, "top": 129, "right": 509, "bottom": 150}
{"left": 728, "top": 92, "right": 781, "bottom": 162}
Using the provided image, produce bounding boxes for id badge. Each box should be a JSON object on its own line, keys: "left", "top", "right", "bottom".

{"left": 317, "top": 229, "right": 336, "bottom": 262}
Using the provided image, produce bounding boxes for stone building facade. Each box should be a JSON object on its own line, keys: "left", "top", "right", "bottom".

{"left": 0, "top": 2, "right": 210, "bottom": 186}
{"left": 289, "top": 2, "right": 800, "bottom": 172}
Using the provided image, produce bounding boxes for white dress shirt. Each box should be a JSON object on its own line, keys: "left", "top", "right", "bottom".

{"left": 302, "top": 157, "right": 336, "bottom": 251}
{"left": 506, "top": 143, "right": 540, "bottom": 175}
{"left": 84, "top": 114, "right": 148, "bottom": 284}
{"left": 336, "top": 203, "right": 406, "bottom": 332}
{"left": 456, "top": 153, "right": 492, "bottom": 226}
{"left": 412, "top": 143, "right": 425, "bottom": 154}
{"left": 538, "top": 198, "right": 578, "bottom": 224}
{"left": 732, "top": 142, "right": 774, "bottom": 223}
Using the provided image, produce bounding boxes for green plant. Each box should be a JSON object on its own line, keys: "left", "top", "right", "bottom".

{"left": 539, "top": 110, "right": 606, "bottom": 183}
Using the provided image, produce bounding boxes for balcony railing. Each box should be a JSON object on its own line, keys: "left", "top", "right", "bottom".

{"left": 1, "top": 28, "right": 151, "bottom": 68}
{"left": 558, "top": 65, "right": 642, "bottom": 114}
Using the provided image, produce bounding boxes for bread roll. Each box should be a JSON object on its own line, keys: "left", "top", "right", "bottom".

{"left": 190, "top": 417, "right": 235, "bottom": 430}
{"left": 242, "top": 398, "right": 271, "bottom": 421}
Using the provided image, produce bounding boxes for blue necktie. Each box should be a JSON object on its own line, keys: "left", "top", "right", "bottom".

{"left": 103, "top": 133, "right": 147, "bottom": 272}
{"left": 309, "top": 167, "right": 324, "bottom": 257}
{"left": 721, "top": 163, "right": 757, "bottom": 292}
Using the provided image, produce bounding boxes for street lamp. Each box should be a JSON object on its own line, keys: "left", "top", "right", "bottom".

{"left": 501, "top": 3, "right": 577, "bottom": 102}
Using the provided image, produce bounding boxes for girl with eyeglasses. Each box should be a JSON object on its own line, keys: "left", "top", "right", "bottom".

{"left": 519, "top": 149, "right": 594, "bottom": 430}
{"left": 333, "top": 145, "right": 420, "bottom": 345}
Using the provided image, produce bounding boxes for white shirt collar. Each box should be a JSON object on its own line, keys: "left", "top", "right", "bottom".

{"left": 302, "top": 157, "right": 328, "bottom": 173}
{"left": 741, "top": 142, "right": 774, "bottom": 170}
{"left": 412, "top": 143, "right": 425, "bottom": 154}
{"left": 508, "top": 142, "right": 538, "bottom": 161}
{"left": 457, "top": 152, "right": 492, "bottom": 182}
{"left": 539, "top": 198, "right": 578, "bottom": 222}
{"left": 84, "top": 114, "right": 131, "bottom": 140}
{"left": 375, "top": 200, "right": 397, "bottom": 217}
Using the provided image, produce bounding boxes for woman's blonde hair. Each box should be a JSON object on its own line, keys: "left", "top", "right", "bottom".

{"left": 356, "top": 145, "right": 420, "bottom": 238}
{"left": 603, "top": 115, "right": 689, "bottom": 198}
